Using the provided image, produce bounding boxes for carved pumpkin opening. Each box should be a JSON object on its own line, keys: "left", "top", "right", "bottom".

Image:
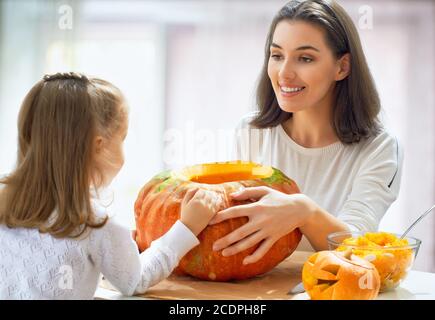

{"left": 316, "top": 279, "right": 339, "bottom": 289}
{"left": 180, "top": 162, "right": 274, "bottom": 184}
{"left": 321, "top": 264, "right": 340, "bottom": 275}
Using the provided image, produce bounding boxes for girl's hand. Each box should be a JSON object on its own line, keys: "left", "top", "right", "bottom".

{"left": 180, "top": 188, "right": 224, "bottom": 236}
{"left": 209, "top": 186, "right": 317, "bottom": 265}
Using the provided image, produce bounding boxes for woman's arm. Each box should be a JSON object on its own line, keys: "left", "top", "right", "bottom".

{"left": 299, "top": 203, "right": 350, "bottom": 250}
{"left": 210, "top": 186, "right": 350, "bottom": 264}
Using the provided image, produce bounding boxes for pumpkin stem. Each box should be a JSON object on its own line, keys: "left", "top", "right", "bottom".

{"left": 341, "top": 248, "right": 353, "bottom": 260}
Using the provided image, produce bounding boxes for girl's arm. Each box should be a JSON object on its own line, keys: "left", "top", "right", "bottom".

{"left": 93, "top": 189, "right": 221, "bottom": 296}
{"left": 93, "top": 217, "right": 198, "bottom": 296}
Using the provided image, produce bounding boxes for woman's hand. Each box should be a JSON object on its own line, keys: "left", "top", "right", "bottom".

{"left": 209, "top": 186, "right": 318, "bottom": 265}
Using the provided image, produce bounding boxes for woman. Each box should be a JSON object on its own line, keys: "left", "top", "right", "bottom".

{"left": 210, "top": 0, "right": 402, "bottom": 265}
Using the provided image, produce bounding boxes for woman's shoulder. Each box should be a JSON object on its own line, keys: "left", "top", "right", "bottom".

{"left": 355, "top": 129, "right": 402, "bottom": 166}
{"left": 360, "top": 129, "right": 400, "bottom": 153}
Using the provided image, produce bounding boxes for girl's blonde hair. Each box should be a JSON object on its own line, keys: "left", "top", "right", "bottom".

{"left": 0, "top": 72, "right": 126, "bottom": 238}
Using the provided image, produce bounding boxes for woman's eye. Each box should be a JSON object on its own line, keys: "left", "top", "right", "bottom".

{"left": 299, "top": 56, "right": 313, "bottom": 63}
{"left": 270, "top": 53, "right": 282, "bottom": 60}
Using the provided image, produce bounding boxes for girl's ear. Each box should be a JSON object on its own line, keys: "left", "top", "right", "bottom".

{"left": 94, "top": 136, "right": 104, "bottom": 154}
{"left": 335, "top": 53, "right": 351, "bottom": 81}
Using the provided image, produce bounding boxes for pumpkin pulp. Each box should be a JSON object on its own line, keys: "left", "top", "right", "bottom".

{"left": 179, "top": 162, "right": 274, "bottom": 184}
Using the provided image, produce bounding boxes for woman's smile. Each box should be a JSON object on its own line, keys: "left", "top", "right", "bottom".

{"left": 279, "top": 84, "right": 306, "bottom": 98}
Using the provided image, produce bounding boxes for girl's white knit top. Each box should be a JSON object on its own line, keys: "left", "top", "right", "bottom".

{"left": 0, "top": 200, "right": 199, "bottom": 300}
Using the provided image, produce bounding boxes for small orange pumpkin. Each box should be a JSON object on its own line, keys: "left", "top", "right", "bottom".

{"left": 302, "top": 250, "right": 381, "bottom": 300}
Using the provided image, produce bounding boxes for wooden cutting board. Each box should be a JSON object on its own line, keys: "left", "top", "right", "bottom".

{"left": 99, "top": 251, "right": 312, "bottom": 300}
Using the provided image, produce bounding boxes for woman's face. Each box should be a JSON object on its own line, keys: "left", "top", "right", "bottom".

{"left": 267, "top": 20, "right": 349, "bottom": 114}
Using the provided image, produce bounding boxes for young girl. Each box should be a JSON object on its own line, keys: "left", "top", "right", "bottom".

{"left": 0, "top": 72, "right": 221, "bottom": 299}
{"left": 210, "top": 0, "right": 403, "bottom": 264}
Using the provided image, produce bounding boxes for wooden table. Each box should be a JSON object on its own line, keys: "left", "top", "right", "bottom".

{"left": 94, "top": 251, "right": 435, "bottom": 300}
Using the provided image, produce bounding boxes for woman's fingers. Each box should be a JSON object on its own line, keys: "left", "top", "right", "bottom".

{"left": 208, "top": 202, "right": 259, "bottom": 225}
{"left": 212, "top": 222, "right": 260, "bottom": 252}
{"left": 220, "top": 230, "right": 265, "bottom": 257}
{"left": 230, "top": 186, "right": 270, "bottom": 201}
{"left": 242, "top": 237, "right": 276, "bottom": 265}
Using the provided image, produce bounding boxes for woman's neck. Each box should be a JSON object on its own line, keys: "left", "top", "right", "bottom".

{"left": 282, "top": 94, "right": 338, "bottom": 148}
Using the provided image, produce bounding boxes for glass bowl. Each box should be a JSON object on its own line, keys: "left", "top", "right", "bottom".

{"left": 327, "top": 231, "right": 421, "bottom": 292}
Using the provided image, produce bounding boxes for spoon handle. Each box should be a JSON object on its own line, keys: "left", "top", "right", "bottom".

{"left": 400, "top": 204, "right": 435, "bottom": 239}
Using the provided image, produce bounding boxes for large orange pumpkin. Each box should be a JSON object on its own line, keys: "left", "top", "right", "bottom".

{"left": 134, "top": 161, "right": 302, "bottom": 281}
{"left": 302, "top": 250, "right": 381, "bottom": 300}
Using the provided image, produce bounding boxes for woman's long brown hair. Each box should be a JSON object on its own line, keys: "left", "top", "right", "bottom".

{"left": 251, "top": 0, "right": 382, "bottom": 144}
{"left": 0, "top": 72, "right": 126, "bottom": 238}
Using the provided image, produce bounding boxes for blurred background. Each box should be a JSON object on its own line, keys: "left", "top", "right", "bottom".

{"left": 0, "top": 0, "right": 434, "bottom": 272}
